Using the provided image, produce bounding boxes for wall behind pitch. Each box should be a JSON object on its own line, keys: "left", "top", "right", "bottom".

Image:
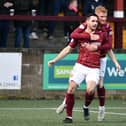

{"left": 0, "top": 49, "right": 125, "bottom": 99}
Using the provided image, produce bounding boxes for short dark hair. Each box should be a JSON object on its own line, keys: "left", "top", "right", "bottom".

{"left": 86, "top": 13, "right": 98, "bottom": 20}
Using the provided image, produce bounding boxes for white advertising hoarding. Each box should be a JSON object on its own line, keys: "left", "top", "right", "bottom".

{"left": 0, "top": 53, "right": 22, "bottom": 90}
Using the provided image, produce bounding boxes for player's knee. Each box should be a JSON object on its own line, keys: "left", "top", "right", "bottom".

{"left": 98, "top": 77, "right": 104, "bottom": 87}
{"left": 67, "top": 87, "right": 76, "bottom": 94}
{"left": 86, "top": 87, "right": 95, "bottom": 95}
{"left": 97, "top": 83, "right": 104, "bottom": 88}
{"left": 67, "top": 85, "right": 77, "bottom": 94}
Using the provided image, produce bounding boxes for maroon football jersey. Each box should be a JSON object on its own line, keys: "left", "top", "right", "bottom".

{"left": 98, "top": 23, "right": 112, "bottom": 57}
{"left": 70, "top": 22, "right": 112, "bottom": 58}
{"left": 69, "top": 30, "right": 107, "bottom": 68}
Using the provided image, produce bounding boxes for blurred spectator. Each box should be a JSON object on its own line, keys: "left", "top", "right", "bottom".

{"left": 82, "top": 0, "right": 105, "bottom": 16}
{"left": 0, "top": 0, "right": 14, "bottom": 48}
{"left": 51, "top": 0, "right": 70, "bottom": 40}
{"left": 39, "top": 0, "right": 79, "bottom": 40}
{"left": 14, "top": 0, "right": 34, "bottom": 48}
{"left": 104, "top": 0, "right": 114, "bottom": 16}
{"left": 29, "top": 9, "right": 39, "bottom": 40}
{"left": 39, "top": 0, "right": 54, "bottom": 39}
{"left": 29, "top": 0, "right": 39, "bottom": 40}
{"left": 65, "top": 0, "right": 79, "bottom": 42}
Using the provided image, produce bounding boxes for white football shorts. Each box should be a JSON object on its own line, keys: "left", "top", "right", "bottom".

{"left": 69, "top": 63, "right": 100, "bottom": 86}
{"left": 100, "top": 57, "right": 107, "bottom": 77}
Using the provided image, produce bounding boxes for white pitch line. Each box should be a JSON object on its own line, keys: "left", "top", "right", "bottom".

{"left": 0, "top": 107, "right": 126, "bottom": 110}
{"left": 73, "top": 109, "right": 126, "bottom": 116}
{"left": 0, "top": 107, "right": 125, "bottom": 116}
{"left": 74, "top": 107, "right": 126, "bottom": 110}
{"left": 0, "top": 107, "right": 56, "bottom": 110}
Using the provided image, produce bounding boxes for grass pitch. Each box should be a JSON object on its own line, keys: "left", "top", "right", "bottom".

{"left": 0, "top": 99, "right": 125, "bottom": 126}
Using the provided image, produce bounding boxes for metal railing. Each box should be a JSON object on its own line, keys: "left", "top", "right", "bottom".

{"left": 0, "top": 15, "right": 126, "bottom": 48}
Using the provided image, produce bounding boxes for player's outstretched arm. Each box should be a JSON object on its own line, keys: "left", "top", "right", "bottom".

{"left": 48, "top": 45, "right": 73, "bottom": 67}
{"left": 107, "top": 49, "right": 121, "bottom": 72}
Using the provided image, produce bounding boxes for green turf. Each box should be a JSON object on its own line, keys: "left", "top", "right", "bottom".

{"left": 0, "top": 99, "right": 125, "bottom": 126}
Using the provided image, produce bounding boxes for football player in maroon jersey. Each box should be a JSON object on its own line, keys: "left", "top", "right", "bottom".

{"left": 94, "top": 6, "right": 121, "bottom": 121}
{"left": 55, "top": 5, "right": 121, "bottom": 122}
{"left": 48, "top": 13, "right": 108, "bottom": 123}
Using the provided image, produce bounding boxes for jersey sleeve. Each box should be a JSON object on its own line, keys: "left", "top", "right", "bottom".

{"left": 97, "top": 35, "right": 112, "bottom": 50}
{"left": 70, "top": 23, "right": 90, "bottom": 40}
{"left": 98, "top": 24, "right": 112, "bottom": 51}
{"left": 68, "top": 38, "right": 78, "bottom": 48}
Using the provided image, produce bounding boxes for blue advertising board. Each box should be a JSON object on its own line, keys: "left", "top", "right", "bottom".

{"left": 43, "top": 53, "right": 126, "bottom": 90}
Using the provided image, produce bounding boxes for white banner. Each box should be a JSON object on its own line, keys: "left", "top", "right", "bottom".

{"left": 0, "top": 53, "right": 22, "bottom": 90}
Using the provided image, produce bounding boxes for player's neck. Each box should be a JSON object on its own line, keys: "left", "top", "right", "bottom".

{"left": 85, "top": 27, "right": 95, "bottom": 34}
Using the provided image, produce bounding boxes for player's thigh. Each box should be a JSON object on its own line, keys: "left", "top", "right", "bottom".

{"left": 69, "top": 63, "right": 86, "bottom": 86}
{"left": 86, "top": 80, "right": 96, "bottom": 93}
{"left": 86, "top": 67, "right": 100, "bottom": 86}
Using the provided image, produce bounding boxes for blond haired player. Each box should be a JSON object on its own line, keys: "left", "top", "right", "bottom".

{"left": 94, "top": 6, "right": 120, "bottom": 121}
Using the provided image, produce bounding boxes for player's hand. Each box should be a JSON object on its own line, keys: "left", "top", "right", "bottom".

{"left": 115, "top": 63, "right": 121, "bottom": 72}
{"left": 84, "top": 43, "right": 98, "bottom": 51}
{"left": 48, "top": 60, "right": 56, "bottom": 67}
{"left": 4, "top": 2, "right": 13, "bottom": 8}
{"left": 90, "top": 33, "right": 99, "bottom": 40}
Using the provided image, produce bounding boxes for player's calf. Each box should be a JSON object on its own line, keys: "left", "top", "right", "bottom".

{"left": 83, "top": 107, "right": 90, "bottom": 120}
